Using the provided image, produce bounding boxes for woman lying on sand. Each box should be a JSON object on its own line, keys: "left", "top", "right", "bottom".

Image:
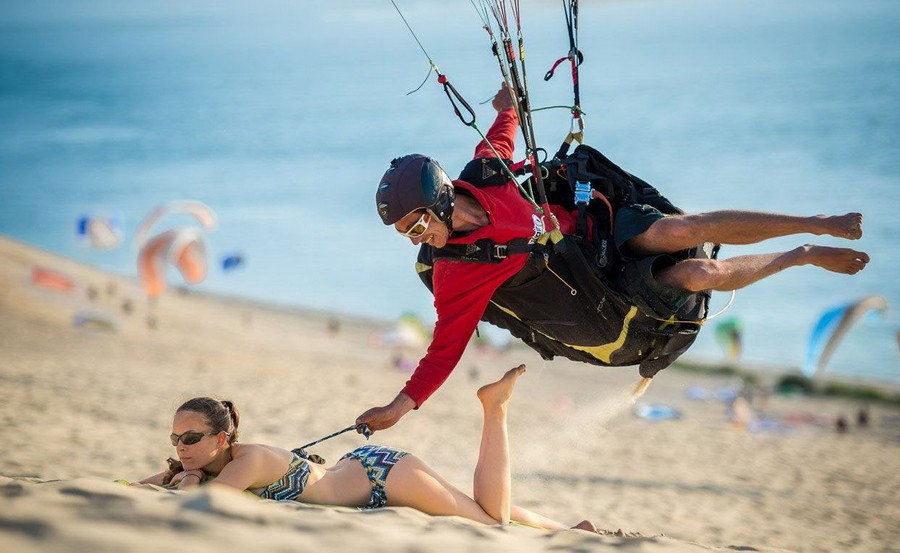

{"left": 137, "top": 365, "right": 596, "bottom": 531}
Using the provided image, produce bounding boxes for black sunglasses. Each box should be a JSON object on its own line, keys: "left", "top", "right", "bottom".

{"left": 170, "top": 431, "right": 217, "bottom": 446}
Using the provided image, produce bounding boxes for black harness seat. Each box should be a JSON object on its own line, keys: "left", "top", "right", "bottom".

{"left": 417, "top": 145, "right": 718, "bottom": 378}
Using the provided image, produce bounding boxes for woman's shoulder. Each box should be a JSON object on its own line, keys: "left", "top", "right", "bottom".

{"left": 231, "top": 442, "right": 292, "bottom": 460}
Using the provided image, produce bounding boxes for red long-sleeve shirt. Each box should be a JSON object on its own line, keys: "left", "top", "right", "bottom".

{"left": 401, "top": 109, "right": 575, "bottom": 406}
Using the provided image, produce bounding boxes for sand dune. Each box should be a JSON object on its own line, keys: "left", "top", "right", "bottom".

{"left": 1, "top": 235, "right": 898, "bottom": 552}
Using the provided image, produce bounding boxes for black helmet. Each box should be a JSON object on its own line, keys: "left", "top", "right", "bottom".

{"left": 376, "top": 154, "right": 455, "bottom": 227}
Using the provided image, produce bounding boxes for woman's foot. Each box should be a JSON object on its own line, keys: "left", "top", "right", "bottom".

{"left": 477, "top": 364, "right": 526, "bottom": 409}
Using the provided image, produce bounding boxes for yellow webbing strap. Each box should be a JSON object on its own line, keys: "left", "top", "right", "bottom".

{"left": 415, "top": 262, "right": 432, "bottom": 274}
{"left": 489, "top": 302, "right": 637, "bottom": 363}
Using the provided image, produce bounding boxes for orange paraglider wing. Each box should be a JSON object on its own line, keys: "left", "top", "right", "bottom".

{"left": 31, "top": 266, "right": 76, "bottom": 294}
{"left": 137, "top": 228, "right": 208, "bottom": 298}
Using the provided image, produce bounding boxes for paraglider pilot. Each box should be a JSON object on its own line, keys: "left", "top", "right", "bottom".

{"left": 356, "top": 83, "right": 870, "bottom": 433}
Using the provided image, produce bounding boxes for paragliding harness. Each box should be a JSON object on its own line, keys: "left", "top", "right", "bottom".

{"left": 416, "top": 145, "right": 719, "bottom": 378}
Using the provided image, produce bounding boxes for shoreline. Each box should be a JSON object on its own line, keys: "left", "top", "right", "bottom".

{"left": 671, "top": 357, "right": 900, "bottom": 401}
{"left": 7, "top": 233, "right": 899, "bottom": 396}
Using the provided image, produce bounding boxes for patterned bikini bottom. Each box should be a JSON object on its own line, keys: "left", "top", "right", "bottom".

{"left": 340, "top": 444, "right": 409, "bottom": 509}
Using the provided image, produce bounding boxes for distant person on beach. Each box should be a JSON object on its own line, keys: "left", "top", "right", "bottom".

{"left": 357, "top": 83, "right": 870, "bottom": 433}
{"left": 836, "top": 415, "right": 849, "bottom": 433}
{"left": 135, "top": 366, "right": 596, "bottom": 531}
{"left": 856, "top": 406, "right": 870, "bottom": 428}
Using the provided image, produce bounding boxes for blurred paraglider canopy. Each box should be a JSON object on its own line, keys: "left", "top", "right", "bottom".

{"left": 31, "top": 266, "right": 76, "bottom": 294}
{"left": 134, "top": 200, "right": 216, "bottom": 247}
{"left": 73, "top": 310, "right": 120, "bottom": 333}
{"left": 138, "top": 228, "right": 209, "bottom": 299}
{"left": 221, "top": 252, "right": 245, "bottom": 272}
{"left": 76, "top": 211, "right": 124, "bottom": 250}
{"left": 135, "top": 200, "right": 217, "bottom": 299}
{"left": 369, "top": 312, "right": 431, "bottom": 350}
{"left": 804, "top": 295, "right": 888, "bottom": 380}
{"left": 714, "top": 316, "right": 743, "bottom": 362}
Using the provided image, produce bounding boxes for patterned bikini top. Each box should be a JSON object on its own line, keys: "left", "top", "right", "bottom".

{"left": 258, "top": 448, "right": 311, "bottom": 501}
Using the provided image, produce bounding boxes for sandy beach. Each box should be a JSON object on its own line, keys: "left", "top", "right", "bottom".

{"left": 1, "top": 235, "right": 898, "bottom": 553}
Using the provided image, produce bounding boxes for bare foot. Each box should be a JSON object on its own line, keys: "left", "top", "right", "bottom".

{"left": 571, "top": 519, "right": 598, "bottom": 533}
{"left": 477, "top": 364, "right": 526, "bottom": 408}
{"left": 817, "top": 213, "right": 863, "bottom": 240}
{"left": 800, "top": 245, "right": 870, "bottom": 274}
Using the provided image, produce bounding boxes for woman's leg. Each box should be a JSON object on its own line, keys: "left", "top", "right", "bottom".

{"left": 472, "top": 364, "right": 526, "bottom": 524}
{"left": 384, "top": 470, "right": 591, "bottom": 530}
{"left": 384, "top": 365, "right": 594, "bottom": 530}
{"left": 382, "top": 455, "right": 499, "bottom": 524}
{"left": 382, "top": 365, "right": 527, "bottom": 525}
{"left": 477, "top": 366, "right": 596, "bottom": 531}
{"left": 510, "top": 505, "right": 568, "bottom": 530}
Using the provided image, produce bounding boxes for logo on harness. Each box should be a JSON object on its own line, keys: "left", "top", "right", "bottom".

{"left": 597, "top": 238, "right": 609, "bottom": 268}
{"left": 531, "top": 214, "right": 544, "bottom": 243}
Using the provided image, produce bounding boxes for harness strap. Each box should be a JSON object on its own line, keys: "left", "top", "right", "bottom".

{"left": 432, "top": 237, "right": 539, "bottom": 264}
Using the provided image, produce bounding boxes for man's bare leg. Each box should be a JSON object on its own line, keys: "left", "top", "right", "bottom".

{"left": 629, "top": 211, "right": 863, "bottom": 255}
{"left": 659, "top": 245, "right": 870, "bottom": 292}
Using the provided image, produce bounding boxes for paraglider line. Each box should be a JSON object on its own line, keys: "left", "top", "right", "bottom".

{"left": 390, "top": 0, "right": 438, "bottom": 72}
{"left": 705, "top": 290, "right": 736, "bottom": 322}
{"left": 644, "top": 289, "right": 736, "bottom": 326}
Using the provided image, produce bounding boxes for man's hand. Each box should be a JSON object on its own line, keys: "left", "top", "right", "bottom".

{"left": 492, "top": 82, "right": 516, "bottom": 113}
{"left": 355, "top": 393, "right": 417, "bottom": 434}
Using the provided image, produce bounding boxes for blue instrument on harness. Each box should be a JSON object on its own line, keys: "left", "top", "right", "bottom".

{"left": 574, "top": 181, "right": 592, "bottom": 205}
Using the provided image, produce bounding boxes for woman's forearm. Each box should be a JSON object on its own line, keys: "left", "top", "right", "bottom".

{"left": 177, "top": 471, "right": 205, "bottom": 490}
{"left": 134, "top": 471, "right": 170, "bottom": 486}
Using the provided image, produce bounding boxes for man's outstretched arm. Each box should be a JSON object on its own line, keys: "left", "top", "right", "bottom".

{"left": 473, "top": 83, "right": 518, "bottom": 160}
{"left": 355, "top": 262, "right": 509, "bottom": 433}
{"left": 355, "top": 392, "right": 417, "bottom": 433}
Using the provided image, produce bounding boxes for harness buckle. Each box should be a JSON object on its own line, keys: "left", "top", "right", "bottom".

{"left": 574, "top": 180, "right": 592, "bottom": 205}
{"left": 492, "top": 244, "right": 509, "bottom": 259}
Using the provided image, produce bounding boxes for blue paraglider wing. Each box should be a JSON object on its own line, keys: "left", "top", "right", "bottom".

{"left": 803, "top": 304, "right": 848, "bottom": 379}
{"left": 803, "top": 296, "right": 888, "bottom": 379}
{"left": 75, "top": 211, "right": 125, "bottom": 249}
{"left": 221, "top": 253, "right": 244, "bottom": 271}
{"left": 76, "top": 215, "right": 90, "bottom": 238}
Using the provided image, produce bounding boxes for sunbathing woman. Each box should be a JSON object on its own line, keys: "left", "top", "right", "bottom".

{"left": 136, "top": 365, "right": 596, "bottom": 531}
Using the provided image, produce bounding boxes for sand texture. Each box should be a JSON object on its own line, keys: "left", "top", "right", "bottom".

{"left": 1, "top": 236, "right": 898, "bottom": 553}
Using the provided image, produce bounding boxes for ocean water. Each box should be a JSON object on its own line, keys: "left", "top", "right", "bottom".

{"left": 1, "top": 0, "right": 898, "bottom": 385}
